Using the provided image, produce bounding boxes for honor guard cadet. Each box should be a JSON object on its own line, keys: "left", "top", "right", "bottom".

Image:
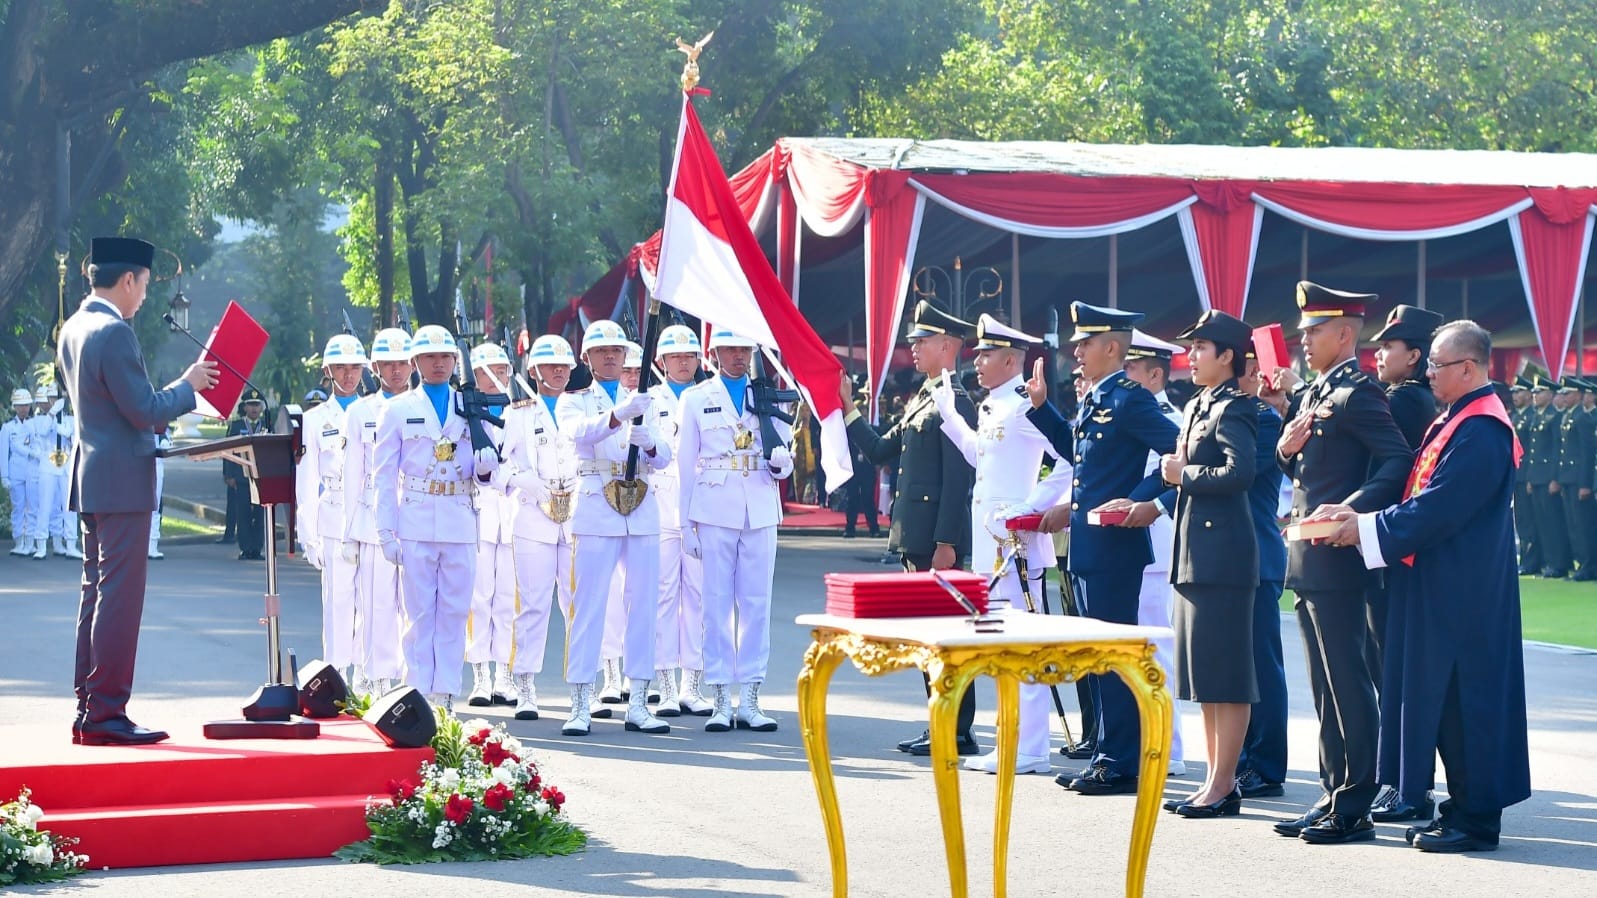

{"left": 340, "top": 328, "right": 413, "bottom": 695}
{"left": 4, "top": 388, "right": 40, "bottom": 556}
{"left": 1265, "top": 282, "right": 1411, "bottom": 844}
{"left": 372, "top": 324, "right": 499, "bottom": 709}
{"left": 650, "top": 324, "right": 711, "bottom": 715}
{"left": 1524, "top": 374, "right": 1567, "bottom": 577}
{"left": 227, "top": 390, "right": 271, "bottom": 561}
{"left": 933, "top": 314, "right": 1072, "bottom": 773}
{"left": 150, "top": 423, "right": 170, "bottom": 560}
{"left": 1508, "top": 376, "right": 1538, "bottom": 573}
{"left": 1122, "top": 329, "right": 1190, "bottom": 775}
{"left": 499, "top": 334, "right": 581, "bottom": 721}
{"left": 842, "top": 300, "right": 979, "bottom": 755}
{"left": 1554, "top": 376, "right": 1594, "bottom": 580}
{"left": 33, "top": 386, "right": 83, "bottom": 559}
{"left": 595, "top": 339, "right": 651, "bottom": 705}
{"left": 1025, "top": 301, "right": 1179, "bottom": 795}
{"left": 465, "top": 342, "right": 518, "bottom": 707}
{"left": 677, "top": 327, "right": 796, "bottom": 733}
{"left": 295, "top": 334, "right": 369, "bottom": 687}
{"left": 556, "top": 319, "right": 671, "bottom": 737}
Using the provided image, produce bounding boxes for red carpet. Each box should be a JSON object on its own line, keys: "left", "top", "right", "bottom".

{"left": 781, "top": 501, "right": 848, "bottom": 529}
{"left": 0, "top": 717, "right": 432, "bottom": 868}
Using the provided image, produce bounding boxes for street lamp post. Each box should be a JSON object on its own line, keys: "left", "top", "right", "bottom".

{"left": 910, "top": 255, "right": 1003, "bottom": 322}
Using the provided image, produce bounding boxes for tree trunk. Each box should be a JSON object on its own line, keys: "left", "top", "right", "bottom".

{"left": 374, "top": 149, "right": 396, "bottom": 328}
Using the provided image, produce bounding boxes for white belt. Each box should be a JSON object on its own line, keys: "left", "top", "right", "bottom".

{"left": 402, "top": 475, "right": 476, "bottom": 497}
{"left": 697, "top": 453, "right": 763, "bottom": 472}
{"left": 578, "top": 460, "right": 638, "bottom": 479}
{"left": 321, "top": 475, "right": 344, "bottom": 492}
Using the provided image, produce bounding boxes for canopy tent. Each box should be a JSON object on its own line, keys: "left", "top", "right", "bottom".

{"left": 560, "top": 139, "right": 1597, "bottom": 404}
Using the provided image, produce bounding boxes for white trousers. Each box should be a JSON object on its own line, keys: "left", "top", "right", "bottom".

{"left": 656, "top": 528, "right": 705, "bottom": 670}
{"left": 511, "top": 536, "right": 573, "bottom": 676}
{"left": 600, "top": 556, "right": 628, "bottom": 662}
{"left": 991, "top": 574, "right": 1056, "bottom": 759}
{"left": 567, "top": 533, "right": 657, "bottom": 685}
{"left": 468, "top": 540, "right": 515, "bottom": 664}
{"left": 35, "top": 467, "right": 69, "bottom": 540}
{"left": 697, "top": 523, "right": 776, "bottom": 686}
{"left": 357, "top": 542, "right": 406, "bottom": 680}
{"left": 319, "top": 536, "right": 359, "bottom": 668}
{"left": 147, "top": 458, "right": 162, "bottom": 551}
{"left": 1140, "top": 569, "right": 1184, "bottom": 761}
{"left": 7, "top": 474, "right": 36, "bottom": 542}
{"left": 398, "top": 539, "right": 474, "bottom": 695}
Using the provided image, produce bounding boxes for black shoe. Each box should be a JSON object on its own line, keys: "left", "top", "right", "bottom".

{"left": 1371, "top": 788, "right": 1435, "bottom": 822}
{"left": 896, "top": 729, "right": 929, "bottom": 753}
{"left": 1272, "top": 806, "right": 1328, "bottom": 837}
{"left": 1572, "top": 570, "right": 1595, "bottom": 582}
{"left": 71, "top": 710, "right": 86, "bottom": 745}
{"left": 905, "top": 731, "right": 981, "bottom": 756}
{"left": 869, "top": 529, "right": 882, "bottom": 538}
{"left": 1057, "top": 765, "right": 1100, "bottom": 789}
{"left": 1176, "top": 787, "right": 1243, "bottom": 818}
{"left": 1069, "top": 766, "right": 1138, "bottom": 796}
{"left": 1541, "top": 567, "right": 1567, "bottom": 579}
{"left": 1404, "top": 819, "right": 1445, "bottom": 846}
{"left": 1299, "top": 813, "right": 1376, "bottom": 844}
{"left": 1059, "top": 739, "right": 1096, "bottom": 759}
{"left": 1237, "top": 768, "right": 1285, "bottom": 798}
{"left": 1163, "top": 794, "right": 1199, "bottom": 813}
{"left": 1413, "top": 826, "right": 1497, "bottom": 853}
{"left": 842, "top": 531, "right": 857, "bottom": 539}
{"left": 79, "top": 718, "right": 169, "bottom": 746}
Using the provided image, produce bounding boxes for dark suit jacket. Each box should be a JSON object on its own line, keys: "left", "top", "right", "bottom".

{"left": 1522, "top": 405, "right": 1558, "bottom": 485}
{"left": 1170, "top": 381, "right": 1258, "bottom": 588}
{"left": 1249, "top": 399, "right": 1288, "bottom": 584}
{"left": 1278, "top": 359, "right": 1412, "bottom": 592}
{"left": 846, "top": 377, "right": 976, "bottom": 558}
{"left": 1556, "top": 405, "right": 1592, "bottom": 490}
{"left": 56, "top": 298, "right": 197, "bottom": 514}
{"left": 1386, "top": 379, "right": 1437, "bottom": 451}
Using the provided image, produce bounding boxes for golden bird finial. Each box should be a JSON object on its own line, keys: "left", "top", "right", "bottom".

{"left": 676, "top": 31, "right": 714, "bottom": 92}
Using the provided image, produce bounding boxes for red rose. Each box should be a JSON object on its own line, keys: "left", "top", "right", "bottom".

{"left": 482, "top": 782, "right": 514, "bottom": 812}
{"left": 540, "top": 785, "right": 565, "bottom": 811}
{"left": 468, "top": 728, "right": 492, "bottom": 746}
{"left": 387, "top": 778, "right": 417, "bottom": 804}
{"left": 444, "top": 793, "right": 474, "bottom": 825}
{"left": 481, "top": 740, "right": 512, "bottom": 767}
{"left": 526, "top": 773, "right": 541, "bottom": 792}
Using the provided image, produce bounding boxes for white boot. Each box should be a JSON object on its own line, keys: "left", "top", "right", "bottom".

{"left": 653, "top": 668, "right": 681, "bottom": 718}
{"left": 62, "top": 538, "right": 84, "bottom": 560}
{"left": 679, "top": 669, "right": 713, "bottom": 716}
{"left": 736, "top": 682, "right": 778, "bottom": 732}
{"left": 52, "top": 536, "right": 66, "bottom": 555}
{"left": 624, "top": 679, "right": 669, "bottom": 734}
{"left": 562, "top": 683, "right": 593, "bottom": 736}
{"left": 467, "top": 662, "right": 493, "bottom": 706}
{"left": 147, "top": 537, "right": 163, "bottom": 560}
{"left": 371, "top": 677, "right": 391, "bottom": 697}
{"left": 513, "top": 674, "right": 539, "bottom": 721}
{"left": 9, "top": 539, "right": 28, "bottom": 556}
{"left": 597, "top": 657, "right": 623, "bottom": 703}
{"left": 705, "top": 684, "right": 734, "bottom": 732}
{"left": 31, "top": 538, "right": 47, "bottom": 560}
{"left": 427, "top": 693, "right": 454, "bottom": 716}
{"left": 493, "top": 663, "right": 519, "bottom": 705}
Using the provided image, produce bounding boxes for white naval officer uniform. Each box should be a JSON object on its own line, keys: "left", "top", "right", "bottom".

{"left": 340, "top": 391, "right": 406, "bottom": 688}
{"left": 3, "top": 406, "right": 41, "bottom": 554}
{"left": 467, "top": 399, "right": 517, "bottom": 702}
{"left": 296, "top": 394, "right": 360, "bottom": 672}
{"left": 33, "top": 401, "right": 79, "bottom": 556}
{"left": 650, "top": 377, "right": 707, "bottom": 712}
{"left": 1141, "top": 387, "right": 1186, "bottom": 765}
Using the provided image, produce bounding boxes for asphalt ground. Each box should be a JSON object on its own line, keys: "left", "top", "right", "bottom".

{"left": 1, "top": 528, "right": 1593, "bottom": 896}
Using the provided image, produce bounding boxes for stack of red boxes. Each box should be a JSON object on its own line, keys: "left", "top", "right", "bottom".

{"left": 823, "top": 570, "right": 990, "bottom": 618}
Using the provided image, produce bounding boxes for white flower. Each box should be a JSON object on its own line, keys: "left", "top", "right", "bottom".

{"left": 531, "top": 799, "right": 550, "bottom": 817}
{"left": 464, "top": 718, "right": 491, "bottom": 732}
{"left": 24, "top": 804, "right": 45, "bottom": 826}
{"left": 438, "top": 769, "right": 461, "bottom": 790}
{"left": 500, "top": 736, "right": 524, "bottom": 755}
{"left": 26, "top": 841, "right": 54, "bottom": 866}
{"left": 491, "top": 766, "right": 515, "bottom": 786}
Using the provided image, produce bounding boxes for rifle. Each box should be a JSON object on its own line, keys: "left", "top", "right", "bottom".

{"left": 341, "top": 309, "right": 380, "bottom": 396}
{"left": 451, "top": 302, "right": 509, "bottom": 461}
{"left": 749, "top": 350, "right": 800, "bottom": 461}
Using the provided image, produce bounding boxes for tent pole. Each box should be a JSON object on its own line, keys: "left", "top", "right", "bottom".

{"left": 1108, "top": 233, "right": 1119, "bottom": 309}
{"left": 1300, "top": 230, "right": 1309, "bottom": 281}
{"left": 1011, "top": 232, "right": 1021, "bottom": 323}
{"left": 1580, "top": 286, "right": 1587, "bottom": 377}
{"left": 1461, "top": 278, "right": 1469, "bottom": 320}
{"left": 1416, "top": 240, "right": 1427, "bottom": 309}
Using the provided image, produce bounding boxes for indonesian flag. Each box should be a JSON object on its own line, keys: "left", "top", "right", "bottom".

{"left": 654, "top": 92, "right": 853, "bottom": 488}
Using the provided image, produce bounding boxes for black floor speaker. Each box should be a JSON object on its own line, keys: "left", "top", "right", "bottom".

{"left": 295, "top": 660, "right": 349, "bottom": 719}
{"left": 365, "top": 686, "right": 437, "bottom": 748}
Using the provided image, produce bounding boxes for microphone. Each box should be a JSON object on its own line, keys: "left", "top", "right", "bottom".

{"left": 163, "top": 312, "right": 269, "bottom": 403}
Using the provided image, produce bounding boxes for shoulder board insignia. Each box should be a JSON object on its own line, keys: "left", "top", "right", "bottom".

{"left": 1158, "top": 401, "right": 1173, "bottom": 412}
{"left": 705, "top": 406, "right": 722, "bottom": 413}
{"left": 1254, "top": 398, "right": 1270, "bottom": 411}
{"left": 1014, "top": 384, "right": 1028, "bottom": 396}
{"left": 406, "top": 417, "right": 425, "bottom": 424}
{"left": 1120, "top": 378, "right": 1138, "bottom": 389}
{"left": 511, "top": 398, "right": 534, "bottom": 408}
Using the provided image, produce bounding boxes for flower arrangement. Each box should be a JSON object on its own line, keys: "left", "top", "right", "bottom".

{"left": 336, "top": 712, "right": 585, "bottom": 864}
{"left": 1, "top": 789, "right": 89, "bottom": 886}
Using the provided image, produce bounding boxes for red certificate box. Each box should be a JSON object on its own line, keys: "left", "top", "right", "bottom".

{"left": 194, "top": 301, "right": 270, "bottom": 419}
{"left": 1087, "top": 508, "right": 1129, "bottom": 526}
{"left": 1252, "top": 323, "right": 1290, "bottom": 388}
{"left": 1004, "top": 512, "right": 1045, "bottom": 532}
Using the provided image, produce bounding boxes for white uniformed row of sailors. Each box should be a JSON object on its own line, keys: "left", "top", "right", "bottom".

{"left": 4, "top": 386, "right": 87, "bottom": 561}
{"left": 294, "top": 319, "right": 794, "bottom": 736}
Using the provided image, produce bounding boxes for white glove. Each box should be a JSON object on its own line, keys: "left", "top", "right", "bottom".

{"left": 611, "top": 391, "right": 651, "bottom": 421}
{"left": 625, "top": 424, "right": 655, "bottom": 451}
{"left": 991, "top": 503, "right": 1030, "bottom": 526}
{"left": 474, "top": 446, "right": 499, "bottom": 474}
{"left": 767, "top": 445, "right": 793, "bottom": 477}
{"left": 302, "top": 542, "right": 323, "bottom": 571}
{"left": 683, "top": 525, "right": 702, "bottom": 559}
{"left": 379, "top": 532, "right": 402, "bottom": 566}
{"left": 340, "top": 540, "right": 360, "bottom": 565}
{"left": 930, "top": 368, "right": 956, "bottom": 419}
{"left": 514, "top": 472, "right": 551, "bottom": 507}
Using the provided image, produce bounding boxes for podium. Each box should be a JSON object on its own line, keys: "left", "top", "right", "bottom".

{"left": 160, "top": 419, "right": 319, "bottom": 739}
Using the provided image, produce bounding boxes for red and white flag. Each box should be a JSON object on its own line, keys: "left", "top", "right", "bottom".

{"left": 654, "top": 92, "right": 853, "bottom": 488}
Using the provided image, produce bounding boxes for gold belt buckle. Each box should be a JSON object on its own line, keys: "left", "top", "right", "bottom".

{"left": 428, "top": 481, "right": 445, "bottom": 496}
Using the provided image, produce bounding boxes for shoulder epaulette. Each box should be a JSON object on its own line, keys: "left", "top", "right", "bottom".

{"left": 1013, "top": 384, "right": 1027, "bottom": 396}
{"left": 1157, "top": 401, "right": 1174, "bottom": 412}
{"left": 1119, "top": 377, "right": 1139, "bottom": 390}
{"left": 511, "top": 398, "right": 534, "bottom": 409}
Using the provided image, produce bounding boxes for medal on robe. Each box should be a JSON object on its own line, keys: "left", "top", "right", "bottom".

{"left": 734, "top": 426, "right": 754, "bottom": 450}
{"left": 434, "top": 438, "right": 456, "bottom": 461}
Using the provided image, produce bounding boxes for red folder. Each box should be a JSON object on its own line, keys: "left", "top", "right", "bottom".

{"left": 194, "top": 301, "right": 270, "bottom": 419}
{"left": 1252, "top": 323, "right": 1290, "bottom": 389}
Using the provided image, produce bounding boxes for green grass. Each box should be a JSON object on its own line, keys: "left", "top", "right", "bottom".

{"left": 1281, "top": 579, "right": 1597, "bottom": 650}
{"left": 161, "top": 516, "right": 221, "bottom": 539}
{"left": 195, "top": 421, "right": 229, "bottom": 439}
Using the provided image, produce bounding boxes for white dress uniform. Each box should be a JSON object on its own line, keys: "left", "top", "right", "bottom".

{"left": 1141, "top": 387, "right": 1186, "bottom": 765}
{"left": 465, "top": 347, "right": 517, "bottom": 707}
{"left": 676, "top": 366, "right": 795, "bottom": 731}
{"left": 651, "top": 377, "right": 708, "bottom": 712}
{"left": 936, "top": 329, "right": 1073, "bottom": 772}
{"left": 4, "top": 399, "right": 41, "bottom": 555}
{"left": 556, "top": 378, "right": 671, "bottom": 728}
{"left": 33, "top": 396, "right": 78, "bottom": 557}
{"left": 296, "top": 394, "right": 360, "bottom": 673}
{"left": 149, "top": 428, "right": 169, "bottom": 559}
{"left": 372, "top": 379, "right": 488, "bottom": 700}
{"left": 341, "top": 391, "right": 406, "bottom": 687}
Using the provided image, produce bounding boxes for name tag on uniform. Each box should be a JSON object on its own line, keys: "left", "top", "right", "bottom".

{"left": 322, "top": 428, "right": 339, "bottom": 437}
{"left": 534, "top": 427, "right": 545, "bottom": 434}
{"left": 705, "top": 406, "right": 722, "bottom": 413}
{"left": 363, "top": 421, "right": 376, "bottom": 428}
{"left": 659, "top": 410, "right": 669, "bottom": 416}
{"left": 406, "top": 417, "right": 425, "bottom": 424}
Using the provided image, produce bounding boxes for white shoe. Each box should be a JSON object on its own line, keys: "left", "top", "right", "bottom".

{"left": 427, "top": 693, "right": 454, "bottom": 716}
{"left": 371, "top": 677, "right": 392, "bottom": 696}
{"left": 147, "top": 547, "right": 164, "bottom": 560}
{"left": 735, "top": 682, "right": 778, "bottom": 732}
{"left": 10, "top": 539, "right": 30, "bottom": 556}
{"left": 597, "top": 658, "right": 623, "bottom": 703}
{"left": 623, "top": 680, "right": 669, "bottom": 734}
{"left": 513, "top": 674, "right": 539, "bottom": 720}
{"left": 705, "top": 684, "right": 734, "bottom": 732}
{"left": 52, "top": 537, "right": 67, "bottom": 554}
{"left": 62, "top": 541, "right": 84, "bottom": 560}
{"left": 467, "top": 663, "right": 493, "bottom": 706}
{"left": 493, "top": 663, "right": 519, "bottom": 705}
{"left": 962, "top": 749, "right": 1052, "bottom": 775}
{"left": 1168, "top": 759, "right": 1188, "bottom": 777}
{"left": 653, "top": 668, "right": 681, "bottom": 717}
{"left": 679, "top": 669, "right": 713, "bottom": 716}
{"left": 31, "top": 539, "right": 47, "bottom": 560}
{"left": 563, "top": 683, "right": 593, "bottom": 736}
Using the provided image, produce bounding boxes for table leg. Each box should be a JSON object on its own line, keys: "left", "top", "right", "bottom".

{"left": 991, "top": 673, "right": 1020, "bottom": 898}
{"left": 928, "top": 664, "right": 979, "bottom": 898}
{"left": 797, "top": 640, "right": 848, "bottom": 898}
{"left": 1113, "top": 651, "right": 1173, "bottom": 898}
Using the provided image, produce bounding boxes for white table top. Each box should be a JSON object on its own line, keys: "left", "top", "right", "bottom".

{"left": 796, "top": 610, "right": 1172, "bottom": 649}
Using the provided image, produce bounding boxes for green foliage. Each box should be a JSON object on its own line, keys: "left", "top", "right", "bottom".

{"left": 1, "top": 789, "right": 90, "bottom": 886}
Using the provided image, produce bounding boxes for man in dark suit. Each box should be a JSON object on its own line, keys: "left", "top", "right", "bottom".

{"left": 227, "top": 389, "right": 270, "bottom": 560}
{"left": 57, "top": 236, "right": 218, "bottom": 745}
{"left": 1508, "top": 377, "right": 1538, "bottom": 573}
{"left": 1263, "top": 282, "right": 1412, "bottom": 844}
{"left": 842, "top": 300, "right": 979, "bottom": 755}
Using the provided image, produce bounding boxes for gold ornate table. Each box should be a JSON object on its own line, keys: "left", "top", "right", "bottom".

{"left": 795, "top": 611, "right": 1173, "bottom": 898}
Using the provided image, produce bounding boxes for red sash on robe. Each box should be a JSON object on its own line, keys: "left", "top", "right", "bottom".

{"left": 1399, "top": 391, "right": 1523, "bottom": 566}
